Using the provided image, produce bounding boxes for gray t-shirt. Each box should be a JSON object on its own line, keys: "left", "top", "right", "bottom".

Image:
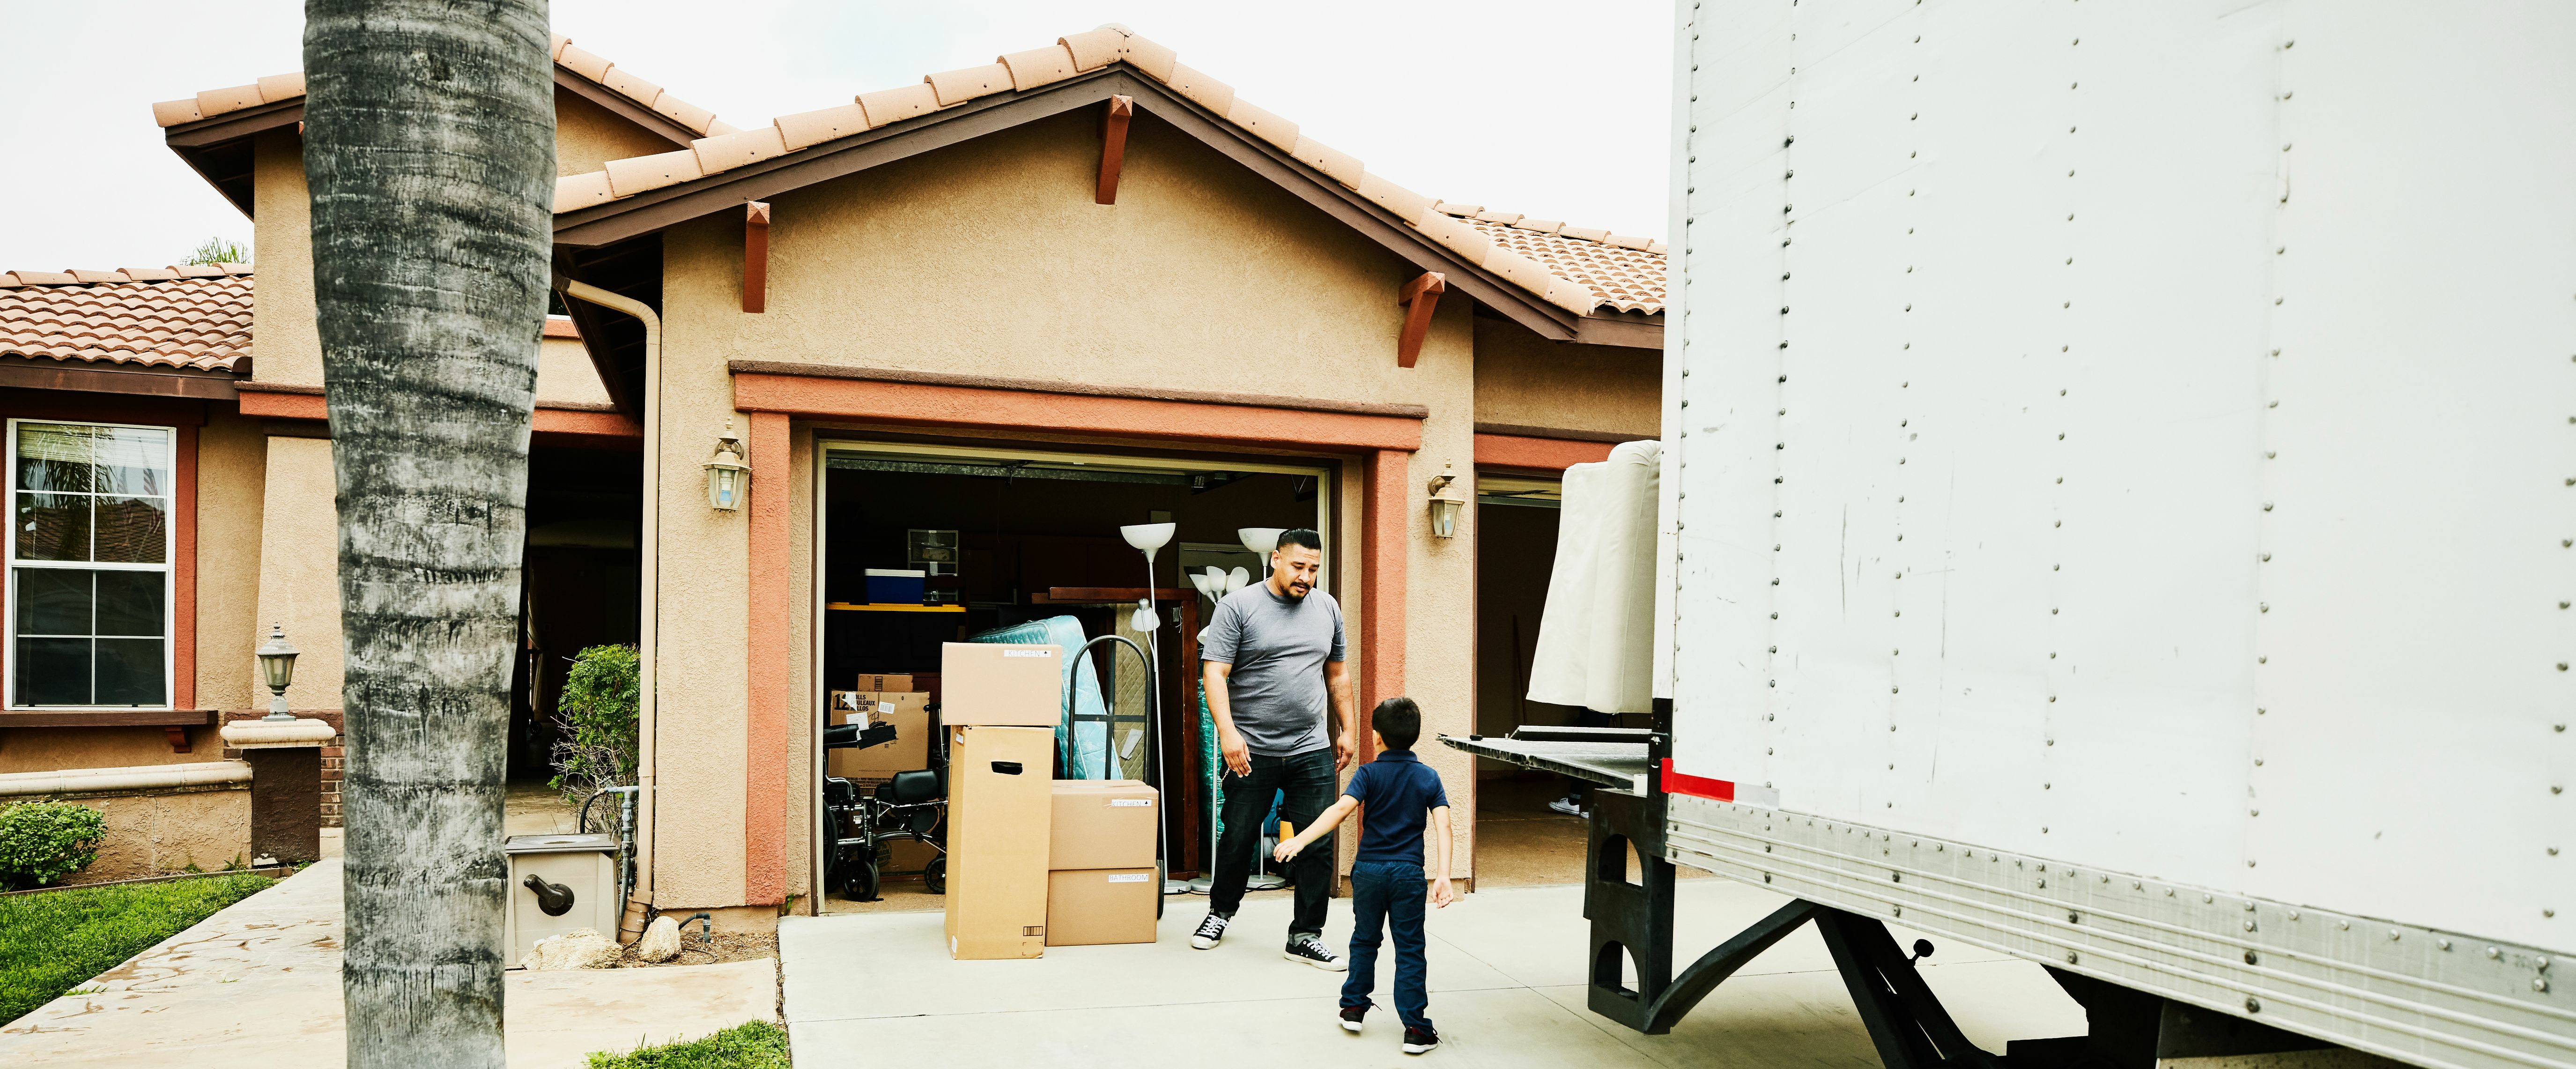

{"left": 1201, "top": 583, "right": 1346, "bottom": 757}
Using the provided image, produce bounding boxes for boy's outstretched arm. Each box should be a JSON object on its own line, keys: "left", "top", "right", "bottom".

{"left": 1431, "top": 805, "right": 1457, "bottom": 907}
{"left": 1273, "top": 795, "right": 1359, "bottom": 862}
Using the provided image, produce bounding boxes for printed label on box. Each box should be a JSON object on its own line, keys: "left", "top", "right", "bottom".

{"left": 1002, "top": 650, "right": 1053, "bottom": 658}
{"left": 1106, "top": 873, "right": 1150, "bottom": 883}
{"left": 877, "top": 702, "right": 895, "bottom": 714}
{"left": 1108, "top": 799, "right": 1152, "bottom": 808}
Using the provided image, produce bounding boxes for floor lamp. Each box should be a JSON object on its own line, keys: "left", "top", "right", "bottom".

{"left": 1118, "top": 523, "right": 1193, "bottom": 896}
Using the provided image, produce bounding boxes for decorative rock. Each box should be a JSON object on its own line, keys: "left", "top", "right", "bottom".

{"left": 636, "top": 916, "right": 681, "bottom": 963}
{"left": 520, "top": 928, "right": 621, "bottom": 970}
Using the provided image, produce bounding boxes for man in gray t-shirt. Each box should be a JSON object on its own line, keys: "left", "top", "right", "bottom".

{"left": 1192, "top": 528, "right": 1355, "bottom": 968}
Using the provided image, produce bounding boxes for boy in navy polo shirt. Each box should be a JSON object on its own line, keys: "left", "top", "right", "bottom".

{"left": 1273, "top": 697, "right": 1455, "bottom": 1054}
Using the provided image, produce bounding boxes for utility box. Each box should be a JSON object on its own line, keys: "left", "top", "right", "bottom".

{"left": 504, "top": 833, "right": 619, "bottom": 964}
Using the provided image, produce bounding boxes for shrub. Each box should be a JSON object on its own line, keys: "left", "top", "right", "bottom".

{"left": 0, "top": 802, "right": 108, "bottom": 891}
{"left": 552, "top": 644, "right": 641, "bottom": 811}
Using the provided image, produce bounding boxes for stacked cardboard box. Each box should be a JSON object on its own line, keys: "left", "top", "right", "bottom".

{"left": 942, "top": 643, "right": 1061, "bottom": 959}
{"left": 828, "top": 675, "right": 932, "bottom": 785}
{"left": 1047, "top": 779, "right": 1160, "bottom": 945}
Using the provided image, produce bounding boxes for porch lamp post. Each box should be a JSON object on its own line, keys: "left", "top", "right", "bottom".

{"left": 255, "top": 623, "right": 301, "bottom": 722}
{"left": 1426, "top": 462, "right": 1467, "bottom": 539}
{"left": 704, "top": 421, "right": 750, "bottom": 511}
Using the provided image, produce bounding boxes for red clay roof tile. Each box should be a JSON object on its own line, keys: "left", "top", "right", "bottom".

{"left": 0, "top": 269, "right": 254, "bottom": 372}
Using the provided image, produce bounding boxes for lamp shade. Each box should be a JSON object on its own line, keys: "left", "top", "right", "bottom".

{"left": 1236, "top": 527, "right": 1287, "bottom": 557}
{"left": 1119, "top": 523, "right": 1176, "bottom": 552}
{"left": 254, "top": 623, "right": 299, "bottom": 690}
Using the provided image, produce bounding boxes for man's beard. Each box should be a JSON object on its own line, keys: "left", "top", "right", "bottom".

{"left": 1284, "top": 579, "right": 1310, "bottom": 599}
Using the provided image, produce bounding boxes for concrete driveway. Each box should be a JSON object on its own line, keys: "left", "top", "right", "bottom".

{"left": 780, "top": 878, "right": 2085, "bottom": 1068}
{"left": 0, "top": 859, "right": 777, "bottom": 1068}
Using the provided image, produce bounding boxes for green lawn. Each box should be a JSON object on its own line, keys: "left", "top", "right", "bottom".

{"left": 0, "top": 873, "right": 274, "bottom": 1024}
{"left": 588, "top": 1020, "right": 791, "bottom": 1068}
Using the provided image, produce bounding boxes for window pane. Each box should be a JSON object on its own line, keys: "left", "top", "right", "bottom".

{"left": 94, "top": 570, "right": 164, "bottom": 636}
{"left": 94, "top": 638, "right": 164, "bottom": 705}
{"left": 14, "top": 423, "right": 93, "bottom": 493}
{"left": 91, "top": 427, "right": 170, "bottom": 497}
{"left": 16, "top": 492, "right": 91, "bottom": 561}
{"left": 15, "top": 636, "right": 89, "bottom": 705}
{"left": 92, "top": 497, "right": 166, "bottom": 564}
{"left": 15, "top": 568, "right": 91, "bottom": 634}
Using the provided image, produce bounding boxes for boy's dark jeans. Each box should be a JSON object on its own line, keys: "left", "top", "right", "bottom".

{"left": 1341, "top": 860, "right": 1432, "bottom": 1032}
{"left": 1208, "top": 748, "right": 1336, "bottom": 936}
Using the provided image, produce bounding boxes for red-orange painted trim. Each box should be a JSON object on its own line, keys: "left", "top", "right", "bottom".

{"left": 1097, "top": 95, "right": 1133, "bottom": 205}
{"left": 236, "top": 389, "right": 640, "bottom": 443}
{"left": 1356, "top": 449, "right": 1408, "bottom": 752}
{"left": 743, "top": 202, "right": 771, "bottom": 314}
{"left": 742, "top": 411, "right": 793, "bottom": 906}
{"left": 731, "top": 372, "right": 1423, "bottom": 453}
{"left": 1395, "top": 272, "right": 1444, "bottom": 369}
{"left": 1473, "top": 432, "right": 1614, "bottom": 473}
{"left": 236, "top": 389, "right": 326, "bottom": 420}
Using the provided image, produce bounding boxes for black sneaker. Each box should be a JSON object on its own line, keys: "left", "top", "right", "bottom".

{"left": 1402, "top": 1026, "right": 1440, "bottom": 1054}
{"left": 1283, "top": 933, "right": 1347, "bottom": 971}
{"left": 1339, "top": 1004, "right": 1369, "bottom": 1034}
{"left": 1190, "top": 913, "right": 1229, "bottom": 950}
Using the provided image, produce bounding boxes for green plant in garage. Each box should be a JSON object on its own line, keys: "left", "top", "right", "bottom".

{"left": 552, "top": 644, "right": 641, "bottom": 810}
{"left": 0, "top": 801, "right": 107, "bottom": 890}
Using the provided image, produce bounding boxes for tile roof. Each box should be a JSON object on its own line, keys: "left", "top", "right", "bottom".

{"left": 552, "top": 26, "right": 1665, "bottom": 318}
{"left": 150, "top": 35, "right": 741, "bottom": 140}
{"left": 0, "top": 265, "right": 254, "bottom": 372}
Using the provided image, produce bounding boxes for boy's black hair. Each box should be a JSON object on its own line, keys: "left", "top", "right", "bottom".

{"left": 1371, "top": 696, "right": 1421, "bottom": 751}
{"left": 1276, "top": 528, "right": 1324, "bottom": 553}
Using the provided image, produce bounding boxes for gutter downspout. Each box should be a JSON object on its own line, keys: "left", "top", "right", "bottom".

{"left": 552, "top": 276, "right": 660, "bottom": 937}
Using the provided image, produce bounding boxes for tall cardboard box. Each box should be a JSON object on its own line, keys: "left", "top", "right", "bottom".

{"left": 1049, "top": 780, "right": 1159, "bottom": 871}
{"left": 1045, "top": 868, "right": 1159, "bottom": 946}
{"left": 940, "top": 643, "right": 1061, "bottom": 727}
{"left": 944, "top": 725, "right": 1053, "bottom": 959}
{"left": 826, "top": 692, "right": 930, "bottom": 779}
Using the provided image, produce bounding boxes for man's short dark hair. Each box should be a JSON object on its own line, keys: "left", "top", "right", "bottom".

{"left": 1372, "top": 697, "right": 1421, "bottom": 750}
{"left": 1275, "top": 528, "right": 1323, "bottom": 553}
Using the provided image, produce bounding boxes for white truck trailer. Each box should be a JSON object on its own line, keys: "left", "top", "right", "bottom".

{"left": 1450, "top": 4, "right": 2571, "bottom": 1068}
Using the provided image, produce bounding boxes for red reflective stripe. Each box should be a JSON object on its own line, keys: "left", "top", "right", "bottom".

{"left": 1660, "top": 758, "right": 1737, "bottom": 802}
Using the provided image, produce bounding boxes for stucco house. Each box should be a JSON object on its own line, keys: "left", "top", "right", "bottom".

{"left": 1, "top": 25, "right": 1662, "bottom": 921}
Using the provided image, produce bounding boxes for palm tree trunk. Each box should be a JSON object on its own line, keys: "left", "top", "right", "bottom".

{"left": 302, "top": 4, "right": 555, "bottom": 1065}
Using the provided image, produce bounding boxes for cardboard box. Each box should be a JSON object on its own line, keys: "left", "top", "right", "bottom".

{"left": 826, "top": 694, "right": 930, "bottom": 779}
{"left": 854, "top": 673, "right": 914, "bottom": 694}
{"left": 878, "top": 836, "right": 940, "bottom": 876}
{"left": 940, "top": 643, "right": 1061, "bottom": 727}
{"left": 1050, "top": 779, "right": 1159, "bottom": 871}
{"left": 1045, "top": 868, "right": 1159, "bottom": 946}
{"left": 945, "top": 726, "right": 1054, "bottom": 959}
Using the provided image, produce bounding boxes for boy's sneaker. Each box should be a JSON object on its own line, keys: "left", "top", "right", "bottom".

{"left": 1190, "top": 913, "right": 1229, "bottom": 950}
{"left": 1283, "top": 933, "right": 1347, "bottom": 971}
{"left": 1339, "top": 1005, "right": 1369, "bottom": 1034}
{"left": 1402, "top": 1026, "right": 1441, "bottom": 1054}
{"left": 1546, "top": 797, "right": 1584, "bottom": 817}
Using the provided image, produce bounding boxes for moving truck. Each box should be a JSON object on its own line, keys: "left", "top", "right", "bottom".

{"left": 1452, "top": 5, "right": 2572, "bottom": 1069}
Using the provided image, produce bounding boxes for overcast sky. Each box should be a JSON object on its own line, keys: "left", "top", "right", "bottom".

{"left": 0, "top": 0, "right": 1672, "bottom": 272}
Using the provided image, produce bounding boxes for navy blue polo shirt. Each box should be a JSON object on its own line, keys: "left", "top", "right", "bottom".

{"left": 1342, "top": 750, "right": 1450, "bottom": 866}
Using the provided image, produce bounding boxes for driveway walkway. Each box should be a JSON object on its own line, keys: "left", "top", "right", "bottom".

{"left": 0, "top": 859, "right": 776, "bottom": 1068}
{"left": 781, "top": 878, "right": 2084, "bottom": 1068}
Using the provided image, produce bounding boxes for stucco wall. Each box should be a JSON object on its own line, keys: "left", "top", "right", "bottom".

{"left": 555, "top": 89, "right": 678, "bottom": 176}
{"left": 1472, "top": 317, "right": 1660, "bottom": 438}
{"left": 251, "top": 437, "right": 345, "bottom": 710}
{"left": 196, "top": 409, "right": 268, "bottom": 711}
{"left": 251, "top": 130, "right": 322, "bottom": 388}
{"left": 50, "top": 785, "right": 254, "bottom": 883}
{"left": 537, "top": 336, "right": 614, "bottom": 408}
{"left": 645, "top": 108, "right": 1481, "bottom": 907}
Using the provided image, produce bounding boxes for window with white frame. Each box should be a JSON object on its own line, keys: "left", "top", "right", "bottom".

{"left": 8, "top": 421, "right": 173, "bottom": 708}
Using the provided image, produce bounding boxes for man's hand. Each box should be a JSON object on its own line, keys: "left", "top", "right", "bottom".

{"left": 1431, "top": 877, "right": 1458, "bottom": 908}
{"left": 1220, "top": 728, "right": 1251, "bottom": 777}
{"left": 1332, "top": 732, "right": 1354, "bottom": 771}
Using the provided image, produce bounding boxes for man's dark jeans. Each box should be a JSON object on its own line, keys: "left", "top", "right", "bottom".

{"left": 1342, "top": 860, "right": 1432, "bottom": 1032}
{"left": 1208, "top": 747, "right": 1335, "bottom": 937}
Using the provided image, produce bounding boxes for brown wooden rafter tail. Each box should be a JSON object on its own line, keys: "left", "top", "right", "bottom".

{"left": 1396, "top": 271, "right": 1446, "bottom": 368}
{"left": 743, "top": 201, "right": 771, "bottom": 313}
{"left": 166, "top": 726, "right": 192, "bottom": 752}
{"left": 1097, "top": 95, "right": 1133, "bottom": 205}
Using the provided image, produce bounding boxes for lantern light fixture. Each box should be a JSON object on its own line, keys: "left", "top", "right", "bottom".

{"left": 1426, "top": 461, "right": 1467, "bottom": 539}
{"left": 704, "top": 420, "right": 750, "bottom": 511}
{"left": 255, "top": 623, "right": 300, "bottom": 722}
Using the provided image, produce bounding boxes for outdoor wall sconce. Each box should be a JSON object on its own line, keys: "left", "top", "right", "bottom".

{"left": 255, "top": 622, "right": 300, "bottom": 722}
{"left": 704, "top": 421, "right": 750, "bottom": 512}
{"left": 1426, "top": 462, "right": 1466, "bottom": 539}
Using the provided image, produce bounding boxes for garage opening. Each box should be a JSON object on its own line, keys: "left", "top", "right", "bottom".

{"left": 507, "top": 445, "right": 643, "bottom": 826}
{"left": 1470, "top": 473, "right": 1595, "bottom": 887}
{"left": 815, "top": 439, "right": 1331, "bottom": 913}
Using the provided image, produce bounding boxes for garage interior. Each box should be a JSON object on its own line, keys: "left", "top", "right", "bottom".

{"left": 1470, "top": 473, "right": 1602, "bottom": 887}
{"left": 815, "top": 440, "right": 1326, "bottom": 913}
{"left": 509, "top": 444, "right": 644, "bottom": 788}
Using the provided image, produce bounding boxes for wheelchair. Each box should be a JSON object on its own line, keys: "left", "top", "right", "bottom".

{"left": 822, "top": 719, "right": 948, "bottom": 902}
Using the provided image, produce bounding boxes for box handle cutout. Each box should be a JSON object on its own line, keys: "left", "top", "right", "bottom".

{"left": 992, "top": 761, "right": 1025, "bottom": 775}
